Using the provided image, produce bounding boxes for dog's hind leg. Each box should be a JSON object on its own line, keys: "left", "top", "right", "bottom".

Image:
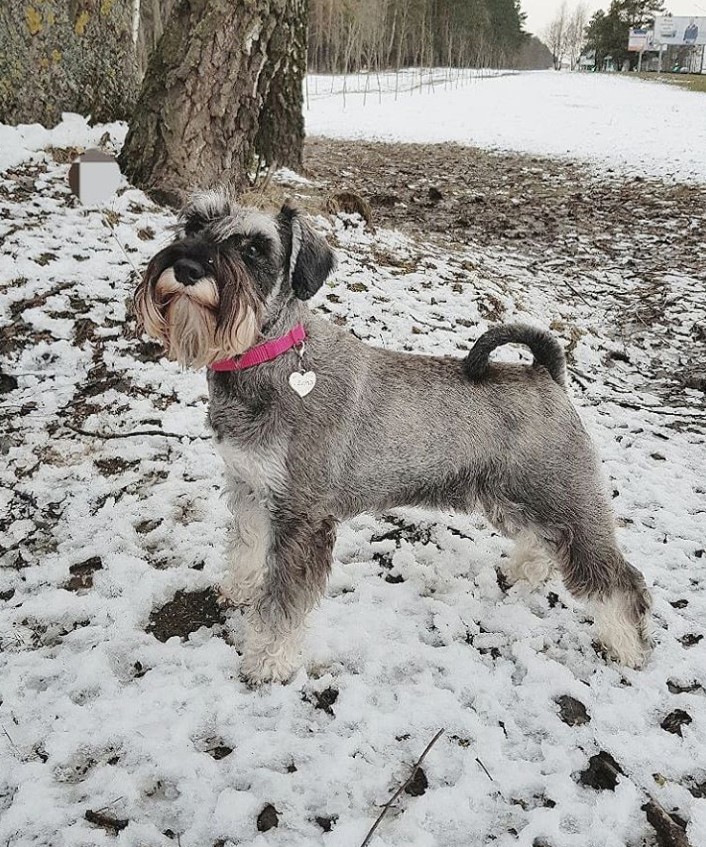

{"left": 485, "top": 472, "right": 651, "bottom": 668}
{"left": 505, "top": 530, "right": 557, "bottom": 588}
{"left": 521, "top": 491, "right": 652, "bottom": 668}
{"left": 481, "top": 497, "right": 556, "bottom": 588}
{"left": 555, "top": 527, "right": 652, "bottom": 668}
{"left": 241, "top": 515, "right": 337, "bottom": 684}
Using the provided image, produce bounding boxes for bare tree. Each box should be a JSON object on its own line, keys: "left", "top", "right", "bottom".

{"left": 544, "top": 2, "right": 569, "bottom": 70}
{"left": 565, "top": 3, "right": 589, "bottom": 70}
{"left": 307, "top": 0, "right": 526, "bottom": 74}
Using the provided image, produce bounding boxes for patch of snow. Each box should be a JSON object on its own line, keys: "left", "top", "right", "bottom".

{"left": 273, "top": 167, "right": 317, "bottom": 187}
{"left": 0, "top": 112, "right": 127, "bottom": 173}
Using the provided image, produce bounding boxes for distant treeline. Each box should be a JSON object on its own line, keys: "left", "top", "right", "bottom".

{"left": 308, "top": 0, "right": 536, "bottom": 72}
{"left": 0, "top": 0, "right": 552, "bottom": 127}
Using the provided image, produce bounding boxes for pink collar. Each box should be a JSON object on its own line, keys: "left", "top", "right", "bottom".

{"left": 209, "top": 324, "right": 306, "bottom": 372}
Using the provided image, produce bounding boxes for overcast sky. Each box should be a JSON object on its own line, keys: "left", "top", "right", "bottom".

{"left": 523, "top": 0, "right": 706, "bottom": 39}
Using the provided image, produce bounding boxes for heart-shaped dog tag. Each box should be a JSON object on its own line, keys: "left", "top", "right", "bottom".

{"left": 289, "top": 370, "right": 316, "bottom": 398}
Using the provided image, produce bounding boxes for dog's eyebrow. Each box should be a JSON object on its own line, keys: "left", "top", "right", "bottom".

{"left": 209, "top": 212, "right": 279, "bottom": 244}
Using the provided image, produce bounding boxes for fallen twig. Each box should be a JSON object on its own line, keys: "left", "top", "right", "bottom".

{"left": 643, "top": 800, "right": 690, "bottom": 847}
{"left": 567, "top": 371, "right": 705, "bottom": 420}
{"left": 85, "top": 809, "right": 129, "bottom": 833}
{"left": 475, "top": 757, "right": 494, "bottom": 782}
{"left": 359, "top": 729, "right": 444, "bottom": 847}
{"left": 64, "top": 424, "right": 206, "bottom": 441}
{"left": 562, "top": 279, "right": 594, "bottom": 308}
{"left": 91, "top": 797, "right": 125, "bottom": 815}
{"left": 602, "top": 399, "right": 706, "bottom": 420}
{"left": 567, "top": 367, "right": 589, "bottom": 391}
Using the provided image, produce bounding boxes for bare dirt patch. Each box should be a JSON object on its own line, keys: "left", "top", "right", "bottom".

{"left": 147, "top": 588, "right": 227, "bottom": 642}
{"left": 305, "top": 136, "right": 706, "bottom": 276}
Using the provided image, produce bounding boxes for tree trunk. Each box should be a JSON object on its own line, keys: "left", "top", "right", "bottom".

{"left": 254, "top": 0, "right": 307, "bottom": 173}
{"left": 119, "top": 0, "right": 306, "bottom": 206}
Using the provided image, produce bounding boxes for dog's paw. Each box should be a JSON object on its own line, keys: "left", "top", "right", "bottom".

{"left": 599, "top": 636, "right": 652, "bottom": 669}
{"left": 240, "top": 616, "right": 301, "bottom": 684}
{"left": 241, "top": 650, "right": 297, "bottom": 685}
{"left": 594, "top": 594, "right": 653, "bottom": 669}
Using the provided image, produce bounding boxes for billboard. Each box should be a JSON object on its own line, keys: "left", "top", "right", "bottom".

{"left": 628, "top": 28, "right": 653, "bottom": 51}
{"left": 653, "top": 16, "right": 706, "bottom": 46}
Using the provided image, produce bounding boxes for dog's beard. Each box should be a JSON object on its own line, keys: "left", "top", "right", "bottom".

{"left": 134, "top": 265, "right": 261, "bottom": 368}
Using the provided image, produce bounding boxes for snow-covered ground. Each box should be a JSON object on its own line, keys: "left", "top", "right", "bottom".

{"left": 0, "top": 114, "right": 128, "bottom": 177}
{"left": 306, "top": 69, "right": 706, "bottom": 183}
{"left": 1, "top": 86, "right": 706, "bottom": 847}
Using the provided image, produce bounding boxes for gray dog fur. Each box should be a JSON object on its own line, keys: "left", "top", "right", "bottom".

{"left": 135, "top": 189, "right": 652, "bottom": 684}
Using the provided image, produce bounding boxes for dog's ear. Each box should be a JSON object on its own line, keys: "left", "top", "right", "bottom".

{"left": 277, "top": 203, "right": 336, "bottom": 300}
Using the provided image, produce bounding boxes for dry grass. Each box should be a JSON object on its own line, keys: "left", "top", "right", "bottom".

{"left": 635, "top": 71, "right": 706, "bottom": 94}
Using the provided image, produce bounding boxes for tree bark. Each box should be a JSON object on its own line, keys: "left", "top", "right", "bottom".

{"left": 0, "top": 0, "right": 137, "bottom": 126}
{"left": 119, "top": 0, "right": 306, "bottom": 206}
{"left": 254, "top": 0, "right": 307, "bottom": 173}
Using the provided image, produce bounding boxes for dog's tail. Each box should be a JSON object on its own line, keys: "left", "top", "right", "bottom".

{"left": 464, "top": 324, "right": 566, "bottom": 388}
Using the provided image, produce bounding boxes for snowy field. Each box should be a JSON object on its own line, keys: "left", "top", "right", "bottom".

{"left": 306, "top": 69, "right": 706, "bottom": 183}
{"left": 1, "top": 76, "right": 706, "bottom": 847}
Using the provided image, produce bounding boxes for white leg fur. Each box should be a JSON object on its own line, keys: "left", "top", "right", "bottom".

{"left": 241, "top": 609, "right": 303, "bottom": 684}
{"left": 220, "top": 483, "right": 270, "bottom": 607}
{"left": 592, "top": 592, "right": 649, "bottom": 668}
{"left": 506, "top": 531, "right": 556, "bottom": 588}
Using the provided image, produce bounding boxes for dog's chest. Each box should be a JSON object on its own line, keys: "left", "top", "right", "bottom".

{"left": 213, "top": 438, "right": 287, "bottom": 496}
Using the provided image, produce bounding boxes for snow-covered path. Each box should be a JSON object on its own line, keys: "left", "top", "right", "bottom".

{"left": 1, "top": 114, "right": 705, "bottom": 846}
{"left": 306, "top": 70, "right": 706, "bottom": 183}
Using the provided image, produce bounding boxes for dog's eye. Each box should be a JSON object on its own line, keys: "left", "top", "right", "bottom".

{"left": 244, "top": 243, "right": 259, "bottom": 259}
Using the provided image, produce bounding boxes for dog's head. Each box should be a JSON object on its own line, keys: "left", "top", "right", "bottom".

{"left": 134, "top": 189, "right": 336, "bottom": 368}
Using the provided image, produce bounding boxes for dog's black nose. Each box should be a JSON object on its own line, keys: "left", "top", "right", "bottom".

{"left": 173, "top": 258, "right": 206, "bottom": 286}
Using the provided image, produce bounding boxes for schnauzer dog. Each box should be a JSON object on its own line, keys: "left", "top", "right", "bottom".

{"left": 135, "top": 189, "right": 651, "bottom": 684}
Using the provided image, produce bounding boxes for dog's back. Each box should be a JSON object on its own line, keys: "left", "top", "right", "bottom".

{"left": 283, "top": 316, "right": 584, "bottom": 520}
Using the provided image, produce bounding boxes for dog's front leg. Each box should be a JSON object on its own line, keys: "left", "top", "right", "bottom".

{"left": 220, "top": 480, "right": 270, "bottom": 607}
{"left": 241, "top": 515, "right": 337, "bottom": 685}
